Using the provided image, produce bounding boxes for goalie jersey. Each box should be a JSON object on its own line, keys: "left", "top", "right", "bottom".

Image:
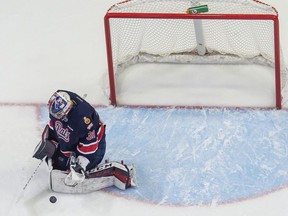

{"left": 48, "top": 90, "right": 106, "bottom": 171}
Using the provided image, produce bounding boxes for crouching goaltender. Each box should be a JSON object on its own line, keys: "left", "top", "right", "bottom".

{"left": 33, "top": 90, "right": 136, "bottom": 193}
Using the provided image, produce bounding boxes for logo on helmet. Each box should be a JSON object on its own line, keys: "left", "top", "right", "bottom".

{"left": 48, "top": 91, "right": 73, "bottom": 119}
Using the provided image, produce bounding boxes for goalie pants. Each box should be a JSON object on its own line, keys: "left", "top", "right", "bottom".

{"left": 51, "top": 134, "right": 106, "bottom": 171}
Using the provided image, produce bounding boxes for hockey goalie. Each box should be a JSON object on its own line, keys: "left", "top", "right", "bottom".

{"left": 32, "top": 90, "right": 136, "bottom": 193}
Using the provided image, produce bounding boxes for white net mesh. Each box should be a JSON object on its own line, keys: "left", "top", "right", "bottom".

{"left": 106, "top": 0, "right": 288, "bottom": 108}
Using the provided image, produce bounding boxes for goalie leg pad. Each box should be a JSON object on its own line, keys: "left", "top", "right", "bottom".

{"left": 89, "top": 162, "right": 137, "bottom": 190}
{"left": 50, "top": 169, "right": 114, "bottom": 193}
{"left": 50, "top": 162, "right": 137, "bottom": 193}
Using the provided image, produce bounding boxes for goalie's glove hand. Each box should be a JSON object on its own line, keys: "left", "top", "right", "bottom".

{"left": 70, "top": 156, "right": 82, "bottom": 173}
{"left": 70, "top": 154, "right": 90, "bottom": 174}
{"left": 65, "top": 154, "right": 89, "bottom": 186}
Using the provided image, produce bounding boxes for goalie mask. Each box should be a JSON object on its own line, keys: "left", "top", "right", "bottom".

{"left": 48, "top": 91, "right": 73, "bottom": 119}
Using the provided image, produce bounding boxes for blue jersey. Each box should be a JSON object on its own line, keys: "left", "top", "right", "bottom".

{"left": 48, "top": 90, "right": 106, "bottom": 166}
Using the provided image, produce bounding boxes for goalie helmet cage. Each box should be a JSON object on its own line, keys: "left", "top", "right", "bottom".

{"left": 104, "top": 0, "right": 287, "bottom": 109}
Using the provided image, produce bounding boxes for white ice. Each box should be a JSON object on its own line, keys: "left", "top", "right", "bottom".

{"left": 1, "top": 0, "right": 288, "bottom": 216}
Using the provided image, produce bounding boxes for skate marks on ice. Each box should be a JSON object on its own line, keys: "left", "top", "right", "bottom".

{"left": 40, "top": 106, "right": 288, "bottom": 206}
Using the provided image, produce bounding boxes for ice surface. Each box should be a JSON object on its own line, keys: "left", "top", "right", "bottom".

{"left": 1, "top": 0, "right": 288, "bottom": 216}
{"left": 98, "top": 107, "right": 288, "bottom": 205}
{"left": 116, "top": 63, "right": 276, "bottom": 107}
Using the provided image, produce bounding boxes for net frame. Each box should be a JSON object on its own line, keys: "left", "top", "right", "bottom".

{"left": 104, "top": 0, "right": 285, "bottom": 109}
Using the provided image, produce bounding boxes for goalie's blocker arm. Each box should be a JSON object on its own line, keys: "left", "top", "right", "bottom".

{"left": 33, "top": 125, "right": 57, "bottom": 160}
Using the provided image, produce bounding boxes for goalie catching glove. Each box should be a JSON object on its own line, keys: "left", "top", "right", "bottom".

{"left": 65, "top": 153, "right": 90, "bottom": 186}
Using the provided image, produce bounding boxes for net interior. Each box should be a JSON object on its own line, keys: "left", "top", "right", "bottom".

{"left": 106, "top": 0, "right": 288, "bottom": 107}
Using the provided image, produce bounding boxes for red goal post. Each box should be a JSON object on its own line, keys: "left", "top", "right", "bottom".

{"left": 104, "top": 0, "right": 287, "bottom": 109}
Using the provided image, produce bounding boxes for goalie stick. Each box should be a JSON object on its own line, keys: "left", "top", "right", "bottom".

{"left": 15, "top": 158, "right": 45, "bottom": 203}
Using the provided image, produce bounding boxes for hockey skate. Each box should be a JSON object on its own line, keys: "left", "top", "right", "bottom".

{"left": 127, "top": 164, "right": 137, "bottom": 187}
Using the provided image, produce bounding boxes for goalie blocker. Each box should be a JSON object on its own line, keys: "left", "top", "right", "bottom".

{"left": 33, "top": 125, "right": 57, "bottom": 160}
{"left": 50, "top": 160, "right": 137, "bottom": 193}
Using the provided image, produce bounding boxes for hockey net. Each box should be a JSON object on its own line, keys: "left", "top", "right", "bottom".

{"left": 104, "top": 0, "right": 288, "bottom": 109}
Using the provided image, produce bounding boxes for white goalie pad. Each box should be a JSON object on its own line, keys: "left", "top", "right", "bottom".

{"left": 50, "top": 161, "right": 137, "bottom": 194}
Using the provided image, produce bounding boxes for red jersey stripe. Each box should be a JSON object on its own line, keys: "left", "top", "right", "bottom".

{"left": 77, "top": 141, "right": 99, "bottom": 155}
{"left": 61, "top": 150, "right": 73, "bottom": 157}
{"left": 77, "top": 122, "right": 105, "bottom": 155}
